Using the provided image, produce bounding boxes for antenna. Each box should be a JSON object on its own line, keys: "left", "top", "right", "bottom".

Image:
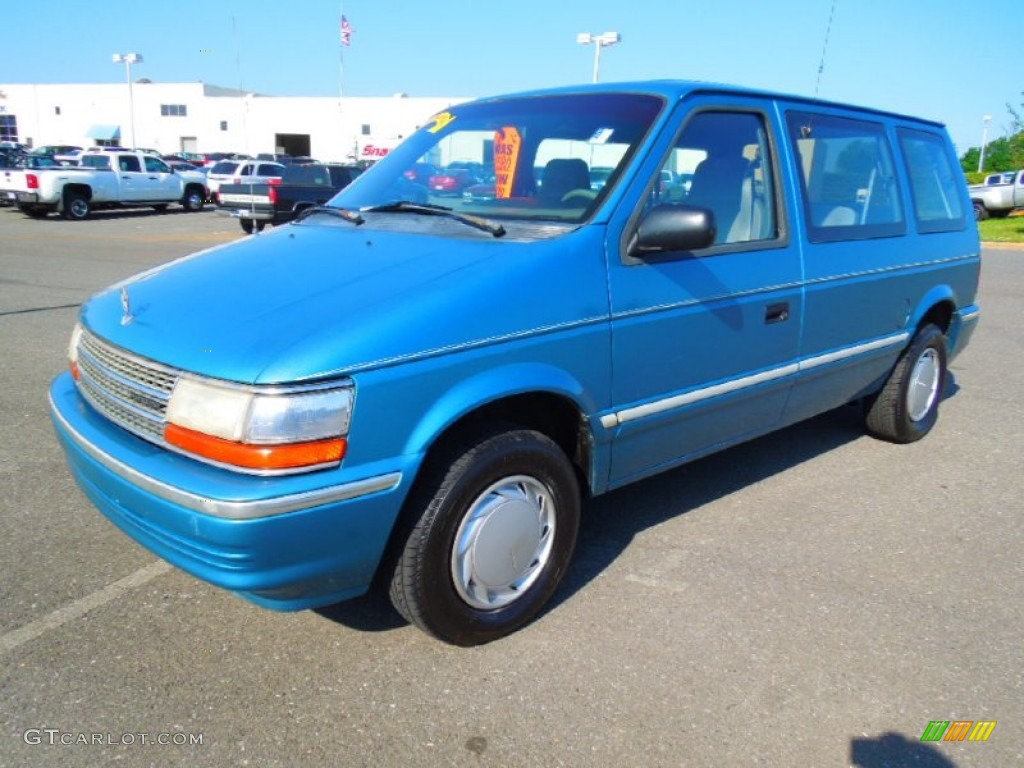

{"left": 814, "top": 0, "right": 838, "bottom": 98}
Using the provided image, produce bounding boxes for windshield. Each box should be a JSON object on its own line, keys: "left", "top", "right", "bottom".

{"left": 330, "top": 92, "right": 664, "bottom": 225}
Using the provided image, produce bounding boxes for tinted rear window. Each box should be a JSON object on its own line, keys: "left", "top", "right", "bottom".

{"left": 786, "top": 111, "right": 906, "bottom": 243}
{"left": 80, "top": 155, "right": 112, "bottom": 170}
{"left": 897, "top": 127, "right": 967, "bottom": 234}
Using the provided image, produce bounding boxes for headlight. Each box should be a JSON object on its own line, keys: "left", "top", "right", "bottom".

{"left": 164, "top": 376, "right": 354, "bottom": 473}
{"left": 68, "top": 323, "right": 83, "bottom": 380}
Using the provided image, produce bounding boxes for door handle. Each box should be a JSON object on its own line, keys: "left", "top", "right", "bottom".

{"left": 765, "top": 302, "right": 790, "bottom": 324}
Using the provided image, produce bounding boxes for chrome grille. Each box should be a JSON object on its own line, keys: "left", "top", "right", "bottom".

{"left": 75, "top": 328, "right": 181, "bottom": 444}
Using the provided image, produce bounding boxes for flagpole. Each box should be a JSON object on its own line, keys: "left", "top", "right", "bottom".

{"left": 339, "top": 3, "right": 345, "bottom": 100}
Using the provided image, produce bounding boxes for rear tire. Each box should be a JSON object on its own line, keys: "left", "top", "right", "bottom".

{"left": 18, "top": 205, "right": 49, "bottom": 219}
{"left": 62, "top": 192, "right": 90, "bottom": 221}
{"left": 865, "top": 324, "right": 947, "bottom": 443}
{"left": 388, "top": 426, "right": 580, "bottom": 646}
{"left": 240, "top": 219, "right": 254, "bottom": 234}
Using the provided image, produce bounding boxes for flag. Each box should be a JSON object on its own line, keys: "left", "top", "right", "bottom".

{"left": 341, "top": 15, "right": 352, "bottom": 46}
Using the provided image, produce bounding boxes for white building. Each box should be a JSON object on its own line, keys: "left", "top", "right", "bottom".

{"left": 0, "top": 81, "right": 470, "bottom": 162}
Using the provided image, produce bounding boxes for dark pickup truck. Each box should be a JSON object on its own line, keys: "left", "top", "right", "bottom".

{"left": 216, "top": 163, "right": 362, "bottom": 233}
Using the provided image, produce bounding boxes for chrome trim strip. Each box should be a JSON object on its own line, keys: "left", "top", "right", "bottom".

{"left": 602, "top": 363, "right": 799, "bottom": 428}
{"left": 797, "top": 332, "right": 908, "bottom": 372}
{"left": 601, "top": 332, "right": 909, "bottom": 429}
{"left": 51, "top": 393, "right": 401, "bottom": 521}
{"left": 960, "top": 309, "right": 980, "bottom": 323}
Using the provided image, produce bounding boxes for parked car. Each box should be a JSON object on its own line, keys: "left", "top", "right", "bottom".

{"left": 49, "top": 81, "right": 980, "bottom": 647}
{"left": 217, "top": 162, "right": 362, "bottom": 233}
{"left": 589, "top": 166, "right": 615, "bottom": 190}
{"left": 968, "top": 169, "right": 1024, "bottom": 220}
{"left": 1, "top": 149, "right": 206, "bottom": 219}
{"left": 427, "top": 167, "right": 480, "bottom": 195}
{"left": 403, "top": 162, "right": 439, "bottom": 185}
{"left": 204, "top": 160, "right": 241, "bottom": 198}
{"left": 230, "top": 160, "right": 287, "bottom": 185}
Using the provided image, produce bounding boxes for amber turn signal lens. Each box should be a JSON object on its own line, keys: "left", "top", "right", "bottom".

{"left": 165, "top": 423, "right": 346, "bottom": 471}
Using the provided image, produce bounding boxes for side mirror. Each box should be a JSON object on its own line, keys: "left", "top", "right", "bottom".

{"left": 629, "top": 204, "right": 716, "bottom": 258}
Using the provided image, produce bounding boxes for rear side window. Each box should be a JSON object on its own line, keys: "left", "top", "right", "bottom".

{"left": 897, "top": 128, "right": 967, "bottom": 233}
{"left": 209, "top": 161, "right": 238, "bottom": 175}
{"left": 786, "top": 111, "right": 905, "bottom": 243}
{"left": 80, "top": 155, "right": 112, "bottom": 170}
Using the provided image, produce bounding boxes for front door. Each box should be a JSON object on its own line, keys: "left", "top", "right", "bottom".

{"left": 603, "top": 102, "right": 803, "bottom": 487}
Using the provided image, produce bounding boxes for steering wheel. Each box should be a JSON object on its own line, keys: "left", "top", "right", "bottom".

{"left": 561, "top": 189, "right": 597, "bottom": 205}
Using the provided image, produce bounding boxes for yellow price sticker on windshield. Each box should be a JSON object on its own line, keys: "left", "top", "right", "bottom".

{"left": 426, "top": 112, "right": 456, "bottom": 134}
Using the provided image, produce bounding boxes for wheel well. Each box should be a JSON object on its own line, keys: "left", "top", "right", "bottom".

{"left": 184, "top": 183, "right": 204, "bottom": 196}
{"left": 426, "top": 392, "right": 593, "bottom": 495}
{"left": 918, "top": 301, "right": 954, "bottom": 335}
{"left": 370, "top": 391, "right": 593, "bottom": 595}
{"left": 64, "top": 184, "right": 92, "bottom": 200}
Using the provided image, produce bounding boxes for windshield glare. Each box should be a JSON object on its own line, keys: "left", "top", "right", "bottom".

{"left": 331, "top": 92, "right": 664, "bottom": 224}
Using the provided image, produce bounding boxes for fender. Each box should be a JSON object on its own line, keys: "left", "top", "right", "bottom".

{"left": 402, "top": 360, "right": 606, "bottom": 473}
{"left": 906, "top": 283, "right": 957, "bottom": 335}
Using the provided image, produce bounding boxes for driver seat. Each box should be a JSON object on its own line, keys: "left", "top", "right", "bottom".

{"left": 539, "top": 159, "right": 590, "bottom": 203}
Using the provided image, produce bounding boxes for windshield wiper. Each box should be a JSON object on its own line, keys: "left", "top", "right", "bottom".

{"left": 294, "top": 206, "right": 364, "bottom": 225}
{"left": 361, "top": 200, "right": 505, "bottom": 238}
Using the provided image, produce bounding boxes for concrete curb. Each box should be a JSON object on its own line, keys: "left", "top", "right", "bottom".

{"left": 981, "top": 241, "right": 1024, "bottom": 250}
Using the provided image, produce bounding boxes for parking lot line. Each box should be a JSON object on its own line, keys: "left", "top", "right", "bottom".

{"left": 0, "top": 560, "right": 172, "bottom": 655}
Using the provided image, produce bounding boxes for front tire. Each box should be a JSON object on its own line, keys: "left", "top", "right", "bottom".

{"left": 865, "top": 324, "right": 947, "bottom": 443}
{"left": 182, "top": 187, "right": 205, "bottom": 212}
{"left": 389, "top": 427, "right": 581, "bottom": 646}
{"left": 972, "top": 201, "right": 989, "bottom": 221}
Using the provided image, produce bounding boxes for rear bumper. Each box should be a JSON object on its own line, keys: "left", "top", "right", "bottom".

{"left": 3, "top": 190, "right": 40, "bottom": 204}
{"left": 49, "top": 372, "right": 418, "bottom": 610}
{"left": 949, "top": 304, "right": 980, "bottom": 362}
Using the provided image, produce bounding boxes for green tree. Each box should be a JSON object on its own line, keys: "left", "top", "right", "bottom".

{"left": 961, "top": 92, "right": 1024, "bottom": 173}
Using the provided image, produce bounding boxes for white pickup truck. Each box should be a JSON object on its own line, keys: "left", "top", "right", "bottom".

{"left": 968, "top": 169, "right": 1024, "bottom": 220}
{"left": 0, "top": 150, "right": 207, "bottom": 220}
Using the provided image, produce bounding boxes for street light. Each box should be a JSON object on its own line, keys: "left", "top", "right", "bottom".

{"left": 576, "top": 32, "right": 621, "bottom": 83}
{"left": 112, "top": 52, "right": 143, "bottom": 148}
{"left": 978, "top": 114, "right": 992, "bottom": 173}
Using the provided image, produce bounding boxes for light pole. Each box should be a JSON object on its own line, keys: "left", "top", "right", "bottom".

{"left": 576, "top": 32, "right": 621, "bottom": 83}
{"left": 978, "top": 114, "right": 992, "bottom": 173}
{"left": 112, "top": 52, "right": 143, "bottom": 148}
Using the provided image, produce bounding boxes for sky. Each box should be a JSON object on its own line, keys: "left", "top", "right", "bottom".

{"left": 2, "top": 0, "right": 1019, "bottom": 157}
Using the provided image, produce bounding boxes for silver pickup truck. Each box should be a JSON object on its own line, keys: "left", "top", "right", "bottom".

{"left": 968, "top": 169, "right": 1024, "bottom": 220}
{"left": 0, "top": 150, "right": 207, "bottom": 220}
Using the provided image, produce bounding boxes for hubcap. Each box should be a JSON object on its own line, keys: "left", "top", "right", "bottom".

{"left": 451, "top": 475, "right": 556, "bottom": 610}
{"left": 907, "top": 347, "right": 940, "bottom": 422}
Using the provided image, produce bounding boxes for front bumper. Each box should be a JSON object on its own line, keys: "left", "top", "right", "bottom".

{"left": 49, "top": 372, "right": 416, "bottom": 610}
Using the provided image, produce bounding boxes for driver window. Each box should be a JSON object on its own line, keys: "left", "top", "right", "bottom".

{"left": 118, "top": 155, "right": 142, "bottom": 173}
{"left": 659, "top": 111, "right": 777, "bottom": 245}
{"left": 144, "top": 156, "right": 169, "bottom": 173}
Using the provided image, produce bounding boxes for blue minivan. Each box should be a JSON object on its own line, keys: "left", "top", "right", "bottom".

{"left": 50, "top": 81, "right": 981, "bottom": 645}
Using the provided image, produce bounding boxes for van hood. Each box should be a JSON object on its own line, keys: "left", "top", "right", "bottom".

{"left": 80, "top": 221, "right": 607, "bottom": 384}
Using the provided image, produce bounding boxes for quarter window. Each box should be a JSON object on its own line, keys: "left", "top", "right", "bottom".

{"left": 786, "top": 111, "right": 905, "bottom": 242}
{"left": 897, "top": 128, "right": 967, "bottom": 233}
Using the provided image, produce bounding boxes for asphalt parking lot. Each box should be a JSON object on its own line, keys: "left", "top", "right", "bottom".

{"left": 0, "top": 207, "right": 1021, "bottom": 767}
